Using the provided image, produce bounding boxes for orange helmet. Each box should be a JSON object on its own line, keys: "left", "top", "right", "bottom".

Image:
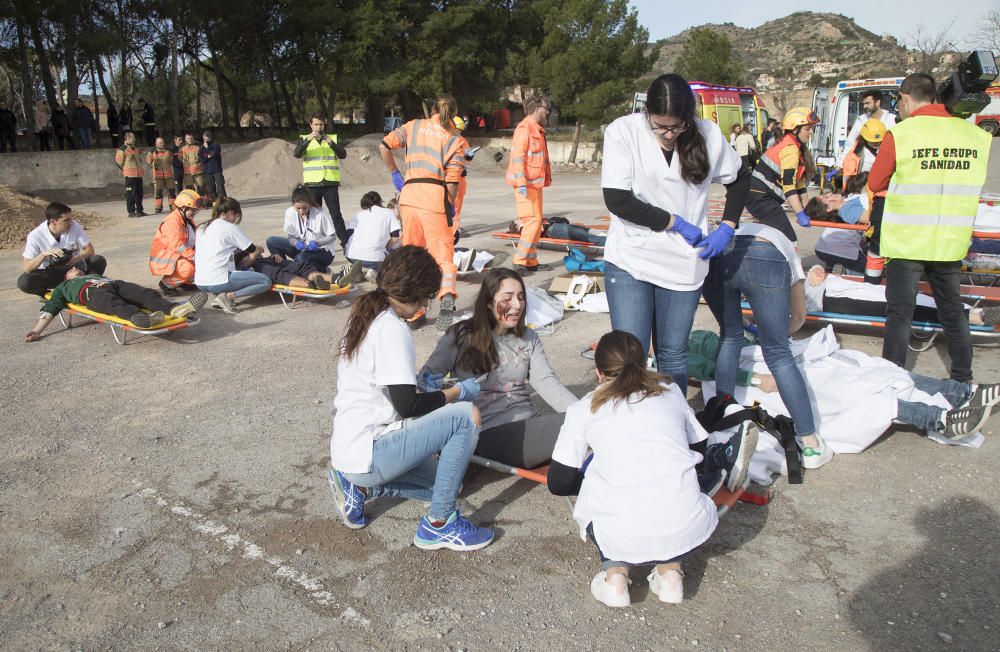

{"left": 174, "top": 189, "right": 203, "bottom": 210}
{"left": 782, "top": 107, "right": 821, "bottom": 130}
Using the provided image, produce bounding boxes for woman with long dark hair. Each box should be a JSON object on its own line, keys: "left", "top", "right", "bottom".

{"left": 329, "top": 246, "right": 494, "bottom": 551}
{"left": 193, "top": 197, "right": 272, "bottom": 313}
{"left": 419, "top": 268, "right": 577, "bottom": 468}
{"left": 601, "top": 73, "right": 750, "bottom": 393}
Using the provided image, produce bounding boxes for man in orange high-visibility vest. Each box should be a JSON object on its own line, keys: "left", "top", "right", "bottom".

{"left": 380, "top": 95, "right": 466, "bottom": 330}
{"left": 506, "top": 94, "right": 553, "bottom": 273}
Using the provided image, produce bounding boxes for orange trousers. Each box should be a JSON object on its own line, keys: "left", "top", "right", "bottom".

{"left": 400, "top": 205, "right": 457, "bottom": 299}
{"left": 160, "top": 258, "right": 195, "bottom": 290}
{"left": 453, "top": 176, "right": 468, "bottom": 233}
{"left": 513, "top": 186, "right": 543, "bottom": 267}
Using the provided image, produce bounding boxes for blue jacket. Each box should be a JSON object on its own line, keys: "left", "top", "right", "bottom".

{"left": 199, "top": 142, "right": 223, "bottom": 174}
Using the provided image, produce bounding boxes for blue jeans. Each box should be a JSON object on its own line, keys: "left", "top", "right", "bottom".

{"left": 198, "top": 270, "right": 272, "bottom": 297}
{"left": 547, "top": 222, "right": 606, "bottom": 245}
{"left": 703, "top": 237, "right": 816, "bottom": 437}
{"left": 604, "top": 261, "right": 701, "bottom": 393}
{"left": 347, "top": 257, "right": 381, "bottom": 270}
{"left": 896, "top": 374, "right": 971, "bottom": 431}
{"left": 342, "top": 401, "right": 479, "bottom": 522}
{"left": 77, "top": 127, "right": 92, "bottom": 149}
{"left": 266, "top": 236, "right": 335, "bottom": 270}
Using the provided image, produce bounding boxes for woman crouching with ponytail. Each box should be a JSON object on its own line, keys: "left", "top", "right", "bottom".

{"left": 329, "top": 245, "right": 493, "bottom": 551}
{"left": 549, "top": 330, "right": 740, "bottom": 608}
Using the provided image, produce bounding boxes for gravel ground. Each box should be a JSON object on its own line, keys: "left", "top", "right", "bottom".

{"left": 1, "top": 143, "right": 999, "bottom": 650}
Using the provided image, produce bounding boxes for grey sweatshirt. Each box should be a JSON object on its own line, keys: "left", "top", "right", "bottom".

{"left": 420, "top": 328, "right": 577, "bottom": 430}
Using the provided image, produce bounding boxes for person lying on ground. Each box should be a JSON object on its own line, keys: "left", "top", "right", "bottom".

{"left": 344, "top": 190, "right": 401, "bottom": 279}
{"left": 250, "top": 253, "right": 354, "bottom": 290}
{"left": 803, "top": 173, "right": 870, "bottom": 275}
{"left": 547, "top": 330, "right": 757, "bottom": 608}
{"left": 419, "top": 268, "right": 577, "bottom": 469}
{"left": 265, "top": 185, "right": 338, "bottom": 270}
{"left": 18, "top": 202, "right": 107, "bottom": 296}
{"left": 24, "top": 267, "right": 208, "bottom": 342}
{"left": 507, "top": 216, "right": 607, "bottom": 246}
{"left": 328, "top": 246, "right": 494, "bottom": 551}
{"left": 804, "top": 265, "right": 988, "bottom": 325}
{"left": 194, "top": 197, "right": 272, "bottom": 314}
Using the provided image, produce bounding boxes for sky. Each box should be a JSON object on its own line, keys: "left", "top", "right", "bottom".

{"left": 629, "top": 0, "right": 995, "bottom": 51}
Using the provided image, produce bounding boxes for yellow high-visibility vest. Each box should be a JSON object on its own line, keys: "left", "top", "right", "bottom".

{"left": 300, "top": 134, "right": 341, "bottom": 184}
{"left": 881, "top": 115, "right": 990, "bottom": 261}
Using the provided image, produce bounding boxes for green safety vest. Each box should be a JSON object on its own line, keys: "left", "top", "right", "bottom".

{"left": 300, "top": 134, "right": 341, "bottom": 184}
{"left": 881, "top": 115, "right": 990, "bottom": 261}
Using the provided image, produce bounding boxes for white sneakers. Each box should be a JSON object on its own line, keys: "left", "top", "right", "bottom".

{"left": 591, "top": 569, "right": 685, "bottom": 607}
{"left": 801, "top": 434, "right": 834, "bottom": 470}
{"left": 647, "top": 568, "right": 684, "bottom": 604}
{"left": 590, "top": 571, "right": 630, "bottom": 608}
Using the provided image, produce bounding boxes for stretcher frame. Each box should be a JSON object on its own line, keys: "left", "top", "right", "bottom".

{"left": 53, "top": 303, "right": 191, "bottom": 345}
{"left": 271, "top": 283, "right": 355, "bottom": 308}
{"left": 470, "top": 454, "right": 748, "bottom": 517}
{"left": 491, "top": 231, "right": 605, "bottom": 256}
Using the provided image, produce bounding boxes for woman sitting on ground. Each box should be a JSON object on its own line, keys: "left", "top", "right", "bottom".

{"left": 266, "top": 185, "right": 338, "bottom": 270}
{"left": 344, "top": 190, "right": 401, "bottom": 279}
{"left": 419, "top": 268, "right": 577, "bottom": 469}
{"left": 194, "top": 197, "right": 272, "bottom": 313}
{"left": 328, "top": 246, "right": 493, "bottom": 551}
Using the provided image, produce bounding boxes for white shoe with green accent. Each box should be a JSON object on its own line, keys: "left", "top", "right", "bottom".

{"left": 801, "top": 435, "right": 833, "bottom": 470}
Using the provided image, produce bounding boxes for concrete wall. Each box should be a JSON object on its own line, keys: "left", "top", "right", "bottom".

{"left": 471, "top": 137, "right": 602, "bottom": 164}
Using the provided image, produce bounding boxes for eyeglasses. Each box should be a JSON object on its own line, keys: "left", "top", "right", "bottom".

{"left": 647, "top": 115, "right": 688, "bottom": 136}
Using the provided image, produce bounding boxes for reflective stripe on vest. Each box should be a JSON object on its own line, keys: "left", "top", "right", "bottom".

{"left": 881, "top": 115, "right": 990, "bottom": 261}
{"left": 301, "top": 135, "right": 341, "bottom": 184}
{"left": 752, "top": 134, "right": 804, "bottom": 200}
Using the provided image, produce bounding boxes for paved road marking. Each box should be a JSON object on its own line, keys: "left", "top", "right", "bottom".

{"left": 134, "top": 481, "right": 370, "bottom": 628}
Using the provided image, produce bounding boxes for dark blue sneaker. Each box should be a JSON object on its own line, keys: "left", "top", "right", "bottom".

{"left": 717, "top": 422, "right": 759, "bottom": 492}
{"left": 327, "top": 469, "right": 367, "bottom": 529}
{"left": 413, "top": 510, "right": 494, "bottom": 551}
{"left": 698, "top": 468, "right": 725, "bottom": 496}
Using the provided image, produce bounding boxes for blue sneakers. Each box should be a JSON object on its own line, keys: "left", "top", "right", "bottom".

{"left": 327, "top": 469, "right": 368, "bottom": 529}
{"left": 413, "top": 510, "right": 494, "bottom": 551}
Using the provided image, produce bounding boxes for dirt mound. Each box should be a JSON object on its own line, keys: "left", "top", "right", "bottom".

{"left": 0, "top": 184, "right": 105, "bottom": 250}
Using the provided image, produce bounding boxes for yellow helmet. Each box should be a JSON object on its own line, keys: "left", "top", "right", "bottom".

{"left": 175, "top": 189, "right": 203, "bottom": 210}
{"left": 859, "top": 118, "right": 886, "bottom": 144}
{"left": 453, "top": 116, "right": 467, "bottom": 131}
{"left": 781, "top": 107, "right": 821, "bottom": 131}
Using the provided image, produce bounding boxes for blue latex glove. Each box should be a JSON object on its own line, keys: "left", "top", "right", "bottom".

{"left": 457, "top": 378, "right": 481, "bottom": 402}
{"left": 580, "top": 452, "right": 594, "bottom": 474}
{"left": 418, "top": 371, "right": 444, "bottom": 391}
{"left": 696, "top": 223, "right": 735, "bottom": 259}
{"left": 391, "top": 170, "right": 405, "bottom": 192}
{"left": 306, "top": 241, "right": 318, "bottom": 252}
{"left": 517, "top": 186, "right": 528, "bottom": 197}
{"left": 446, "top": 202, "right": 455, "bottom": 220}
{"left": 670, "top": 214, "right": 704, "bottom": 247}
{"left": 825, "top": 168, "right": 840, "bottom": 181}
{"left": 796, "top": 210, "right": 811, "bottom": 227}
{"left": 294, "top": 239, "right": 306, "bottom": 251}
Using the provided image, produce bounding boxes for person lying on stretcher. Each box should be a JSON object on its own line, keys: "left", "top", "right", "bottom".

{"left": 249, "top": 252, "right": 359, "bottom": 291}
{"left": 24, "top": 267, "right": 208, "bottom": 342}
{"left": 507, "top": 216, "right": 606, "bottom": 245}
{"left": 803, "top": 265, "right": 996, "bottom": 326}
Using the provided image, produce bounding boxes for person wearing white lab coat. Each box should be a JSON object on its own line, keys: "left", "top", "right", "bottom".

{"left": 601, "top": 73, "right": 750, "bottom": 393}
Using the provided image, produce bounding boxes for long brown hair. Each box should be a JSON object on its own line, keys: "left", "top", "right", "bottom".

{"left": 433, "top": 94, "right": 459, "bottom": 134}
{"left": 590, "top": 330, "right": 670, "bottom": 414}
{"left": 199, "top": 196, "right": 242, "bottom": 231}
{"left": 450, "top": 268, "right": 527, "bottom": 374}
{"left": 340, "top": 246, "right": 442, "bottom": 360}
{"left": 645, "top": 74, "right": 710, "bottom": 185}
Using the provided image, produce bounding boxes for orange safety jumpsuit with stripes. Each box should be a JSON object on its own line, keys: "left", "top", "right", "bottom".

{"left": 115, "top": 143, "right": 144, "bottom": 178}
{"left": 146, "top": 148, "right": 176, "bottom": 211}
{"left": 149, "top": 208, "right": 197, "bottom": 289}
{"left": 505, "top": 118, "right": 551, "bottom": 267}
{"left": 383, "top": 118, "right": 466, "bottom": 299}
{"left": 180, "top": 144, "right": 204, "bottom": 192}
{"left": 453, "top": 135, "right": 472, "bottom": 235}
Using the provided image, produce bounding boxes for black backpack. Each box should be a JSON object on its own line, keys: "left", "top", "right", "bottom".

{"left": 696, "top": 395, "right": 804, "bottom": 485}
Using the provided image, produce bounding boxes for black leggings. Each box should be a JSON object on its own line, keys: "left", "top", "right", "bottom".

{"left": 86, "top": 281, "right": 174, "bottom": 320}
{"left": 822, "top": 295, "right": 962, "bottom": 324}
{"left": 474, "top": 413, "right": 565, "bottom": 469}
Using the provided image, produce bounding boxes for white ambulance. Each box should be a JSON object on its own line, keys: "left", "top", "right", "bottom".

{"left": 811, "top": 77, "right": 904, "bottom": 168}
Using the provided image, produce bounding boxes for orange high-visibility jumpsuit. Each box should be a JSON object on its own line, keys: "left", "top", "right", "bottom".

{"left": 383, "top": 118, "right": 466, "bottom": 299}
{"left": 149, "top": 209, "right": 196, "bottom": 289}
{"left": 505, "top": 117, "right": 551, "bottom": 267}
{"left": 452, "top": 134, "right": 471, "bottom": 236}
{"left": 180, "top": 144, "right": 204, "bottom": 193}
{"left": 146, "top": 148, "right": 176, "bottom": 212}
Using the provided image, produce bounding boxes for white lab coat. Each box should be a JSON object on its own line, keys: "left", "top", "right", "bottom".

{"left": 602, "top": 114, "right": 743, "bottom": 291}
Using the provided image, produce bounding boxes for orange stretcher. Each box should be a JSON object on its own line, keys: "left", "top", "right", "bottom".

{"left": 43, "top": 294, "right": 192, "bottom": 345}
{"left": 271, "top": 283, "right": 355, "bottom": 308}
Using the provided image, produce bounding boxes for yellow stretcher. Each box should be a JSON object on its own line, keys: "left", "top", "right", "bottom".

{"left": 43, "top": 293, "right": 192, "bottom": 345}
{"left": 271, "top": 283, "right": 355, "bottom": 308}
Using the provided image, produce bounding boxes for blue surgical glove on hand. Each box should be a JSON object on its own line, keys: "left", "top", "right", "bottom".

{"left": 825, "top": 168, "right": 840, "bottom": 181}
{"left": 670, "top": 214, "right": 704, "bottom": 247}
{"left": 306, "top": 241, "right": 318, "bottom": 252}
{"left": 580, "top": 452, "right": 594, "bottom": 474}
{"left": 294, "top": 240, "right": 306, "bottom": 251}
{"left": 418, "top": 371, "right": 444, "bottom": 391}
{"left": 391, "top": 170, "right": 405, "bottom": 192}
{"left": 696, "top": 223, "right": 735, "bottom": 259}
{"left": 517, "top": 186, "right": 528, "bottom": 197}
{"left": 457, "top": 378, "right": 481, "bottom": 402}
{"left": 796, "top": 210, "right": 811, "bottom": 227}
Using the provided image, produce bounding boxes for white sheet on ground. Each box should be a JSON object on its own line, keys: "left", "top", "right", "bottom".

{"left": 702, "top": 325, "right": 984, "bottom": 485}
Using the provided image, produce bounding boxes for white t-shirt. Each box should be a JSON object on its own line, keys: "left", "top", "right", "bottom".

{"left": 602, "top": 114, "right": 742, "bottom": 291}
{"left": 331, "top": 308, "right": 418, "bottom": 474}
{"left": 345, "top": 206, "right": 401, "bottom": 263}
{"left": 551, "top": 384, "right": 718, "bottom": 563}
{"left": 194, "top": 219, "right": 253, "bottom": 286}
{"left": 816, "top": 193, "right": 868, "bottom": 260}
{"left": 23, "top": 220, "right": 92, "bottom": 269}
{"left": 283, "top": 206, "right": 337, "bottom": 255}
{"left": 734, "top": 223, "right": 806, "bottom": 284}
